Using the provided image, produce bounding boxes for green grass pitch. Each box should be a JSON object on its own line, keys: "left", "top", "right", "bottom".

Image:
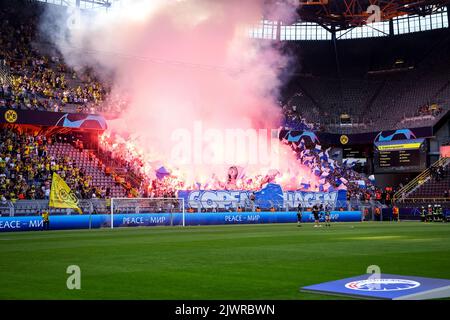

{"left": 1, "top": 221, "right": 450, "bottom": 300}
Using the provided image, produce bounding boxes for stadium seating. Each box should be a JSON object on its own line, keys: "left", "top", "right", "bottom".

{"left": 0, "top": 127, "right": 127, "bottom": 204}
{"left": 47, "top": 143, "right": 126, "bottom": 198}
{"left": 408, "top": 166, "right": 450, "bottom": 199}
{"left": 282, "top": 30, "right": 450, "bottom": 133}
{"left": 0, "top": 0, "right": 115, "bottom": 114}
{"left": 395, "top": 157, "right": 450, "bottom": 202}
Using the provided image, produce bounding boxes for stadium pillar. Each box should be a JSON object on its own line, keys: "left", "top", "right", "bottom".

{"left": 276, "top": 21, "right": 282, "bottom": 42}
{"left": 331, "top": 26, "right": 344, "bottom": 111}
{"left": 389, "top": 19, "right": 394, "bottom": 36}
{"left": 447, "top": 6, "right": 450, "bottom": 27}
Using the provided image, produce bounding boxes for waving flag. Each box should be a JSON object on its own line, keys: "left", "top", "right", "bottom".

{"left": 320, "top": 171, "right": 330, "bottom": 178}
{"left": 156, "top": 166, "right": 170, "bottom": 180}
{"left": 300, "top": 182, "right": 311, "bottom": 190}
{"left": 299, "top": 139, "right": 306, "bottom": 148}
{"left": 49, "top": 173, "right": 82, "bottom": 214}
{"left": 313, "top": 166, "right": 321, "bottom": 176}
{"left": 357, "top": 180, "right": 366, "bottom": 189}
{"left": 337, "top": 184, "right": 348, "bottom": 190}
{"left": 329, "top": 161, "right": 335, "bottom": 171}
{"left": 314, "top": 144, "right": 322, "bottom": 153}
{"left": 320, "top": 152, "right": 328, "bottom": 162}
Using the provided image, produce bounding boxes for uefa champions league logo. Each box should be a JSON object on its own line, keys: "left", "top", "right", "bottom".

{"left": 302, "top": 265, "right": 450, "bottom": 299}
{"left": 345, "top": 279, "right": 420, "bottom": 292}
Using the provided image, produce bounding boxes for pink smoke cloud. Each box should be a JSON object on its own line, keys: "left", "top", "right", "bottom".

{"left": 42, "top": 0, "right": 319, "bottom": 190}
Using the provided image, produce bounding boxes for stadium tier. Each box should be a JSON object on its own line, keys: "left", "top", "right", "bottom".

{"left": 0, "top": 0, "right": 122, "bottom": 115}
{"left": 281, "top": 30, "right": 450, "bottom": 133}
{"left": 0, "top": 128, "right": 127, "bottom": 203}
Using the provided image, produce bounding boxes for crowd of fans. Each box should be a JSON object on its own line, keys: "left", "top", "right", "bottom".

{"left": 96, "top": 129, "right": 388, "bottom": 202}
{"left": 0, "top": 128, "right": 112, "bottom": 202}
{"left": 0, "top": 4, "right": 116, "bottom": 114}
{"left": 284, "top": 138, "right": 388, "bottom": 202}
{"left": 416, "top": 103, "right": 443, "bottom": 117}
{"left": 281, "top": 101, "right": 322, "bottom": 132}
{"left": 98, "top": 132, "right": 284, "bottom": 198}
{"left": 430, "top": 163, "right": 448, "bottom": 182}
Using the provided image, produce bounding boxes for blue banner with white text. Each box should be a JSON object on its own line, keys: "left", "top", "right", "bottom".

{"left": 178, "top": 186, "right": 347, "bottom": 209}
{"left": 0, "top": 211, "right": 361, "bottom": 232}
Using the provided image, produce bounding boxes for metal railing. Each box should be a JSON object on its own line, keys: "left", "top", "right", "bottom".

{"left": 395, "top": 198, "right": 450, "bottom": 205}
{"left": 184, "top": 199, "right": 382, "bottom": 213}
{"left": 0, "top": 60, "right": 12, "bottom": 86}
{"left": 0, "top": 201, "right": 14, "bottom": 217}
{"left": 3, "top": 199, "right": 94, "bottom": 217}
{"left": 1, "top": 198, "right": 385, "bottom": 217}
{"left": 393, "top": 157, "right": 450, "bottom": 202}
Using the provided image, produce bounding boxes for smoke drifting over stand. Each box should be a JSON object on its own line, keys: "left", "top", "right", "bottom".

{"left": 41, "top": 0, "right": 319, "bottom": 190}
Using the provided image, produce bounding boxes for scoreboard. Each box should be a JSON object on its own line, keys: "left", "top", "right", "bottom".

{"left": 378, "top": 149, "right": 421, "bottom": 167}
{"left": 343, "top": 146, "right": 368, "bottom": 159}
{"left": 374, "top": 139, "right": 427, "bottom": 173}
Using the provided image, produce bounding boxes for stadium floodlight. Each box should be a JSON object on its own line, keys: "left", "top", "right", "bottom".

{"left": 109, "top": 198, "right": 185, "bottom": 229}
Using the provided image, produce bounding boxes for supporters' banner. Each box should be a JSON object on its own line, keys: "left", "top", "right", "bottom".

{"left": 0, "top": 108, "right": 107, "bottom": 130}
{"left": 284, "top": 190, "right": 347, "bottom": 208}
{"left": 49, "top": 173, "right": 82, "bottom": 214}
{"left": 178, "top": 184, "right": 347, "bottom": 209}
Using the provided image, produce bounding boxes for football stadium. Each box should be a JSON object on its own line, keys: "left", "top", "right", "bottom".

{"left": 0, "top": 0, "right": 450, "bottom": 311}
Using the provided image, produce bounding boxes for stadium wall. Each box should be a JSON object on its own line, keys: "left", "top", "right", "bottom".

{"left": 0, "top": 211, "right": 362, "bottom": 232}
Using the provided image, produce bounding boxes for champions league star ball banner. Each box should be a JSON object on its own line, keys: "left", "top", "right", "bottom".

{"left": 0, "top": 107, "right": 107, "bottom": 131}
{"left": 279, "top": 127, "right": 434, "bottom": 146}
{"left": 178, "top": 184, "right": 347, "bottom": 209}
{"left": 0, "top": 210, "right": 361, "bottom": 232}
{"left": 301, "top": 273, "right": 450, "bottom": 300}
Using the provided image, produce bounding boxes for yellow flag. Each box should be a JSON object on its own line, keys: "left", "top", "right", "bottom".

{"left": 49, "top": 172, "right": 82, "bottom": 214}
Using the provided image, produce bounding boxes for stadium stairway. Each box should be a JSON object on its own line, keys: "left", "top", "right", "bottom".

{"left": 394, "top": 157, "right": 450, "bottom": 205}
{"left": 48, "top": 143, "right": 126, "bottom": 198}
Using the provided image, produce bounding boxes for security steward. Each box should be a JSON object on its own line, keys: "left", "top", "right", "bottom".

{"left": 374, "top": 207, "right": 381, "bottom": 221}
{"left": 427, "top": 205, "right": 433, "bottom": 222}
{"left": 433, "top": 205, "right": 439, "bottom": 222}
{"left": 420, "top": 206, "right": 426, "bottom": 222}
{"left": 42, "top": 209, "right": 50, "bottom": 231}
{"left": 392, "top": 206, "right": 399, "bottom": 222}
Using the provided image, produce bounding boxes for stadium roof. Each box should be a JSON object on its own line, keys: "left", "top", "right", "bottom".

{"left": 291, "top": 0, "right": 450, "bottom": 31}
{"left": 35, "top": 0, "right": 118, "bottom": 10}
